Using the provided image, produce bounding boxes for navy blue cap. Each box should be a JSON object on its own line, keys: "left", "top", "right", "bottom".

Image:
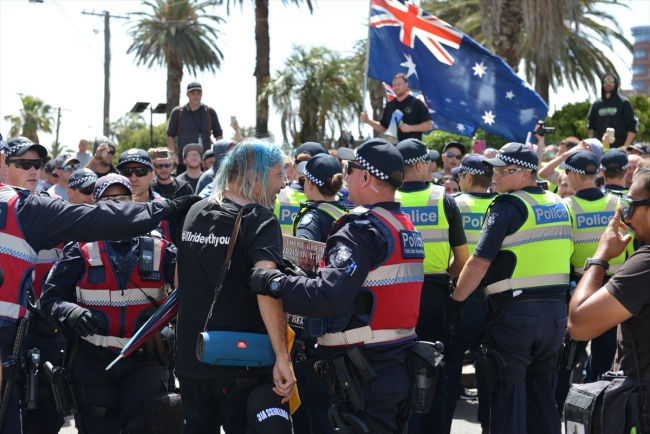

{"left": 397, "top": 139, "right": 439, "bottom": 165}
{"left": 0, "top": 133, "right": 7, "bottom": 152}
{"left": 296, "top": 154, "right": 342, "bottom": 186}
{"left": 44, "top": 160, "right": 57, "bottom": 175}
{"left": 600, "top": 149, "right": 629, "bottom": 171}
{"left": 116, "top": 148, "right": 153, "bottom": 170}
{"left": 338, "top": 138, "right": 404, "bottom": 188}
{"left": 564, "top": 150, "right": 599, "bottom": 175}
{"left": 246, "top": 385, "right": 292, "bottom": 434}
{"left": 187, "top": 82, "right": 202, "bottom": 92}
{"left": 4, "top": 137, "right": 48, "bottom": 159}
{"left": 67, "top": 168, "right": 98, "bottom": 189}
{"left": 443, "top": 141, "right": 466, "bottom": 155}
{"left": 451, "top": 154, "right": 491, "bottom": 176}
{"left": 482, "top": 142, "right": 538, "bottom": 170}
{"left": 93, "top": 174, "right": 132, "bottom": 202}
{"left": 294, "top": 142, "right": 328, "bottom": 163}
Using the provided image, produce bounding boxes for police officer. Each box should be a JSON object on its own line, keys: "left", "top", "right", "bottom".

{"left": 393, "top": 139, "right": 468, "bottom": 434}
{"left": 0, "top": 133, "right": 197, "bottom": 433}
{"left": 445, "top": 154, "right": 496, "bottom": 434}
{"left": 554, "top": 151, "right": 626, "bottom": 414}
{"left": 444, "top": 143, "right": 572, "bottom": 434}
{"left": 40, "top": 175, "right": 177, "bottom": 434}
{"left": 274, "top": 142, "right": 329, "bottom": 234}
{"left": 252, "top": 139, "right": 425, "bottom": 433}
{"left": 67, "top": 169, "right": 98, "bottom": 205}
{"left": 175, "top": 139, "right": 294, "bottom": 433}
{"left": 600, "top": 149, "right": 629, "bottom": 195}
{"left": 2, "top": 137, "right": 48, "bottom": 194}
{"left": 291, "top": 153, "right": 347, "bottom": 434}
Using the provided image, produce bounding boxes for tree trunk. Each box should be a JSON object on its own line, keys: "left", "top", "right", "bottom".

{"left": 369, "top": 78, "right": 384, "bottom": 138}
{"left": 166, "top": 53, "right": 183, "bottom": 118}
{"left": 493, "top": 0, "right": 522, "bottom": 71}
{"left": 535, "top": 68, "right": 550, "bottom": 104}
{"left": 255, "top": 0, "right": 270, "bottom": 137}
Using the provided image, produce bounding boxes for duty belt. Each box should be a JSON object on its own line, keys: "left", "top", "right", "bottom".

{"left": 317, "top": 326, "right": 416, "bottom": 346}
{"left": 82, "top": 334, "right": 130, "bottom": 349}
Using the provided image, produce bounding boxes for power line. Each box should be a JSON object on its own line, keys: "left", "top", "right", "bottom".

{"left": 52, "top": 1, "right": 103, "bottom": 65}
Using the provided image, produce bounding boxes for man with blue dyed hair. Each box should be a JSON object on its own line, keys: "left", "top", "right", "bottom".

{"left": 175, "top": 138, "right": 295, "bottom": 433}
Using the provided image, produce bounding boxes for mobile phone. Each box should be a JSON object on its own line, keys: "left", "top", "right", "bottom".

{"left": 101, "top": 149, "right": 108, "bottom": 158}
{"left": 606, "top": 128, "right": 615, "bottom": 143}
{"left": 154, "top": 150, "right": 170, "bottom": 159}
{"left": 537, "top": 180, "right": 549, "bottom": 190}
{"left": 139, "top": 237, "right": 155, "bottom": 275}
{"left": 230, "top": 116, "right": 236, "bottom": 126}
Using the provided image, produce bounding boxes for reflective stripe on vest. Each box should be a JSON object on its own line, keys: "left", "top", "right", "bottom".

{"left": 564, "top": 193, "right": 626, "bottom": 275}
{"left": 318, "top": 206, "right": 423, "bottom": 346}
{"left": 292, "top": 201, "right": 347, "bottom": 237}
{"left": 487, "top": 190, "right": 572, "bottom": 293}
{"left": 274, "top": 187, "right": 306, "bottom": 235}
{"left": 454, "top": 193, "right": 496, "bottom": 255}
{"left": 0, "top": 184, "right": 35, "bottom": 321}
{"left": 33, "top": 245, "right": 64, "bottom": 298}
{"left": 396, "top": 184, "right": 450, "bottom": 275}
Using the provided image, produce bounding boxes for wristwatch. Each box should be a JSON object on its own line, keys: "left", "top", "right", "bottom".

{"left": 584, "top": 257, "right": 610, "bottom": 272}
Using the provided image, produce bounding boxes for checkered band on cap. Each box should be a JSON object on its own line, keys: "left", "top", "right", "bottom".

{"left": 0, "top": 135, "right": 6, "bottom": 152}
{"left": 404, "top": 153, "right": 429, "bottom": 165}
{"left": 496, "top": 153, "right": 537, "bottom": 170}
{"left": 120, "top": 156, "right": 152, "bottom": 168}
{"left": 564, "top": 163, "right": 586, "bottom": 175}
{"left": 601, "top": 162, "right": 629, "bottom": 171}
{"left": 94, "top": 177, "right": 132, "bottom": 202}
{"left": 354, "top": 149, "right": 389, "bottom": 181}
{"left": 4, "top": 145, "right": 28, "bottom": 159}
{"left": 459, "top": 164, "right": 486, "bottom": 175}
{"left": 68, "top": 175, "right": 96, "bottom": 189}
{"left": 303, "top": 168, "right": 324, "bottom": 186}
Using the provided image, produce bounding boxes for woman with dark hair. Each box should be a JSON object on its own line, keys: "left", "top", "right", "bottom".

{"left": 292, "top": 153, "right": 349, "bottom": 242}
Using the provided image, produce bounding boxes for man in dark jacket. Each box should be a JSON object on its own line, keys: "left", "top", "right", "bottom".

{"left": 587, "top": 73, "right": 638, "bottom": 149}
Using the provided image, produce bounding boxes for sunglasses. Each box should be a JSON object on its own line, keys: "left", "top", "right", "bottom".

{"left": 120, "top": 168, "right": 151, "bottom": 178}
{"left": 493, "top": 167, "right": 528, "bottom": 177}
{"left": 444, "top": 152, "right": 463, "bottom": 159}
{"left": 106, "top": 150, "right": 116, "bottom": 156}
{"left": 97, "top": 194, "right": 132, "bottom": 202}
{"left": 346, "top": 161, "right": 365, "bottom": 175}
{"left": 602, "top": 78, "right": 616, "bottom": 84}
{"left": 6, "top": 159, "right": 43, "bottom": 170}
{"left": 620, "top": 195, "right": 650, "bottom": 220}
{"left": 74, "top": 185, "right": 96, "bottom": 195}
{"left": 62, "top": 163, "right": 81, "bottom": 172}
{"left": 154, "top": 163, "right": 172, "bottom": 169}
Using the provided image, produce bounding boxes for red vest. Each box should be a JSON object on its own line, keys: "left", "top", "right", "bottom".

{"left": 154, "top": 195, "right": 173, "bottom": 241}
{"left": 76, "top": 238, "right": 168, "bottom": 348}
{"left": 33, "top": 244, "right": 64, "bottom": 299}
{"left": 0, "top": 184, "right": 34, "bottom": 322}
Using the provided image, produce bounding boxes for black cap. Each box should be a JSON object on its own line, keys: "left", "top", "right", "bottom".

{"left": 451, "top": 154, "right": 491, "bottom": 176}
{"left": 627, "top": 143, "right": 648, "bottom": 155}
{"left": 202, "top": 149, "right": 214, "bottom": 160}
{"left": 67, "top": 168, "right": 98, "bottom": 189}
{"left": 338, "top": 138, "right": 404, "bottom": 188}
{"left": 4, "top": 137, "right": 48, "bottom": 159}
{"left": 93, "top": 174, "right": 132, "bottom": 202}
{"left": 482, "top": 142, "right": 538, "bottom": 170}
{"left": 187, "top": 82, "right": 202, "bottom": 92}
{"left": 442, "top": 141, "right": 466, "bottom": 155}
{"left": 396, "top": 138, "right": 436, "bottom": 165}
{"left": 54, "top": 153, "right": 80, "bottom": 169}
{"left": 294, "top": 142, "right": 328, "bottom": 163}
{"left": 92, "top": 135, "right": 116, "bottom": 154}
{"left": 600, "top": 149, "right": 629, "bottom": 171}
{"left": 246, "top": 385, "right": 292, "bottom": 434}
{"left": 296, "top": 154, "right": 342, "bottom": 186}
{"left": 116, "top": 148, "right": 153, "bottom": 170}
{"left": 44, "top": 160, "right": 57, "bottom": 175}
{"left": 564, "top": 150, "right": 599, "bottom": 175}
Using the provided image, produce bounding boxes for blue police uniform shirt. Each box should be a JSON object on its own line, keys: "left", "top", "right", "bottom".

{"left": 278, "top": 201, "right": 413, "bottom": 363}
{"left": 295, "top": 200, "right": 347, "bottom": 242}
{"left": 574, "top": 187, "right": 605, "bottom": 201}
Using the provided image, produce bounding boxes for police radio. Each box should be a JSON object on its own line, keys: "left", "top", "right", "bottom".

{"left": 139, "top": 237, "right": 155, "bottom": 275}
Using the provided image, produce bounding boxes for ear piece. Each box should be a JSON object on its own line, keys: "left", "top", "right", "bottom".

{"left": 370, "top": 184, "right": 379, "bottom": 193}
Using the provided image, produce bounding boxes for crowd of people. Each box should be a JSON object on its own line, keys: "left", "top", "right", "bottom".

{"left": 0, "top": 72, "right": 648, "bottom": 434}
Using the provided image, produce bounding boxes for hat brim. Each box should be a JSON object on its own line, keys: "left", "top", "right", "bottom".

{"left": 183, "top": 144, "right": 204, "bottom": 157}
{"left": 116, "top": 160, "right": 153, "bottom": 170}
{"left": 11, "top": 143, "right": 48, "bottom": 159}
{"left": 337, "top": 147, "right": 356, "bottom": 161}
{"left": 62, "top": 157, "right": 80, "bottom": 167}
{"left": 187, "top": 87, "right": 202, "bottom": 92}
{"left": 296, "top": 161, "right": 307, "bottom": 175}
{"left": 482, "top": 157, "right": 508, "bottom": 167}
{"left": 428, "top": 150, "right": 440, "bottom": 161}
{"left": 450, "top": 167, "right": 462, "bottom": 175}
{"left": 444, "top": 142, "right": 466, "bottom": 155}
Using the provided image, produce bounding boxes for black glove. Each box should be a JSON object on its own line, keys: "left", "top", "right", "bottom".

{"left": 166, "top": 195, "right": 202, "bottom": 226}
{"left": 281, "top": 258, "right": 308, "bottom": 278}
{"left": 443, "top": 297, "right": 465, "bottom": 335}
{"left": 65, "top": 307, "right": 100, "bottom": 337}
{"left": 250, "top": 267, "right": 285, "bottom": 298}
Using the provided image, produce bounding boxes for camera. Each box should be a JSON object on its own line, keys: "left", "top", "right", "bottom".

{"left": 536, "top": 120, "right": 556, "bottom": 137}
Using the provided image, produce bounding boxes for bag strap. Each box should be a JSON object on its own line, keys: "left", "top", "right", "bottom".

{"left": 630, "top": 325, "right": 650, "bottom": 431}
{"left": 174, "top": 105, "right": 185, "bottom": 137}
{"left": 205, "top": 104, "right": 212, "bottom": 144}
{"left": 201, "top": 209, "right": 244, "bottom": 332}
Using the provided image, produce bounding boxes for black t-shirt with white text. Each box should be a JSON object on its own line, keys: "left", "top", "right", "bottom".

{"left": 380, "top": 95, "right": 432, "bottom": 142}
{"left": 151, "top": 178, "right": 194, "bottom": 199}
{"left": 175, "top": 198, "right": 284, "bottom": 378}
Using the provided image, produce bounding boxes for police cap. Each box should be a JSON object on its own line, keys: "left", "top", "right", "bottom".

{"left": 396, "top": 138, "right": 438, "bottom": 164}
{"left": 67, "top": 168, "right": 98, "bottom": 189}
{"left": 451, "top": 154, "right": 491, "bottom": 176}
{"left": 93, "top": 174, "right": 132, "bottom": 202}
{"left": 483, "top": 142, "right": 538, "bottom": 170}
{"left": 296, "top": 154, "right": 342, "bottom": 186}
{"left": 0, "top": 133, "right": 7, "bottom": 153}
{"left": 564, "top": 150, "right": 599, "bottom": 175}
{"left": 338, "top": 138, "right": 404, "bottom": 188}
{"left": 600, "top": 149, "right": 629, "bottom": 172}
{"left": 4, "top": 137, "right": 48, "bottom": 159}
{"left": 116, "top": 148, "right": 153, "bottom": 170}
{"left": 294, "top": 142, "right": 328, "bottom": 163}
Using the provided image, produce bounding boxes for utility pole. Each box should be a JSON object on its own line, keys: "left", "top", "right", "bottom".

{"left": 55, "top": 107, "right": 62, "bottom": 148}
{"left": 82, "top": 10, "right": 129, "bottom": 137}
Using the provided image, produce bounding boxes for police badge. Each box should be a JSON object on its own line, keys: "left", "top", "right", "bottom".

{"left": 486, "top": 212, "right": 499, "bottom": 228}
{"left": 333, "top": 245, "right": 352, "bottom": 266}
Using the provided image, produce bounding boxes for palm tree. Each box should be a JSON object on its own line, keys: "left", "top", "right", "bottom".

{"left": 127, "top": 0, "right": 225, "bottom": 117}
{"left": 216, "top": 0, "right": 313, "bottom": 137}
{"left": 3, "top": 95, "right": 54, "bottom": 144}
{"left": 262, "top": 46, "right": 362, "bottom": 146}
{"left": 421, "top": 0, "right": 632, "bottom": 103}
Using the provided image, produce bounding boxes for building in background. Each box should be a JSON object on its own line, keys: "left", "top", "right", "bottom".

{"left": 627, "top": 26, "right": 650, "bottom": 97}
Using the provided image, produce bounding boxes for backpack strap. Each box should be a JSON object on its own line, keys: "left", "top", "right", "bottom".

{"left": 175, "top": 105, "right": 185, "bottom": 137}
{"left": 205, "top": 104, "right": 212, "bottom": 144}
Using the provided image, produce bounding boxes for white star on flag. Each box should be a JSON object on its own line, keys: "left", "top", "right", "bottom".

{"left": 482, "top": 111, "right": 496, "bottom": 125}
{"left": 445, "top": 98, "right": 452, "bottom": 103}
{"left": 505, "top": 91, "right": 515, "bottom": 100}
{"left": 400, "top": 54, "right": 418, "bottom": 78}
{"left": 456, "top": 123, "right": 466, "bottom": 132}
{"left": 472, "top": 62, "right": 487, "bottom": 78}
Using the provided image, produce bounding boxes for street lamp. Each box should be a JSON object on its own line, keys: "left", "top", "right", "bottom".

{"left": 130, "top": 102, "right": 167, "bottom": 149}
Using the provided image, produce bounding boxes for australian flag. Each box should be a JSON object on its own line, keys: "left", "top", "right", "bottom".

{"left": 369, "top": 0, "right": 548, "bottom": 142}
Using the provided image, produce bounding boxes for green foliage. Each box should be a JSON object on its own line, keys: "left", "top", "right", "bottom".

{"left": 630, "top": 95, "right": 650, "bottom": 141}
{"left": 110, "top": 112, "right": 169, "bottom": 155}
{"left": 49, "top": 142, "right": 72, "bottom": 158}
{"left": 544, "top": 101, "right": 591, "bottom": 142}
{"left": 3, "top": 95, "right": 54, "bottom": 144}
{"left": 233, "top": 125, "right": 275, "bottom": 142}
{"left": 422, "top": 129, "right": 509, "bottom": 153}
